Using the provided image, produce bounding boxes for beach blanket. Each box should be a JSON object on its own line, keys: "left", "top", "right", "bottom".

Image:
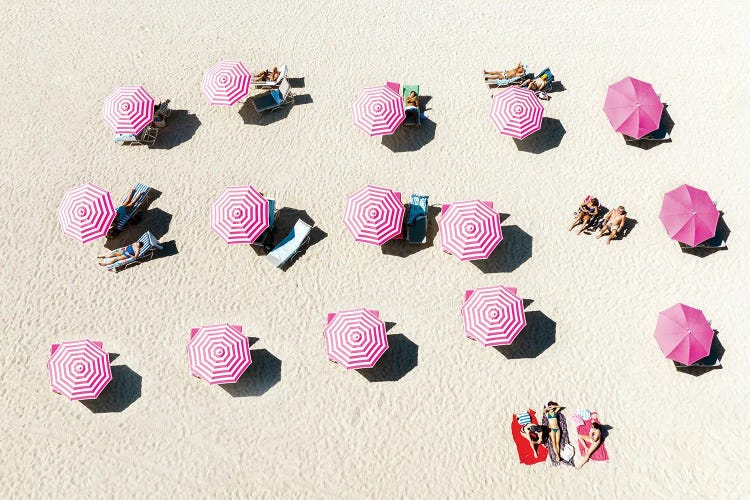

{"left": 511, "top": 409, "right": 548, "bottom": 465}
{"left": 541, "top": 411, "right": 574, "bottom": 467}
{"left": 576, "top": 415, "right": 609, "bottom": 463}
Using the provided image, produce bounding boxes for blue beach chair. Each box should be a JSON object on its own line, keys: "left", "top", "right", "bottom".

{"left": 252, "top": 198, "right": 277, "bottom": 251}
{"left": 252, "top": 79, "right": 294, "bottom": 113}
{"left": 406, "top": 194, "right": 429, "bottom": 244}
{"left": 266, "top": 219, "right": 312, "bottom": 268}
{"left": 107, "top": 231, "right": 163, "bottom": 273}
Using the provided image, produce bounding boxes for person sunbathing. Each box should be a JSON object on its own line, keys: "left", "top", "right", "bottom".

{"left": 98, "top": 241, "right": 142, "bottom": 266}
{"left": 576, "top": 421, "right": 603, "bottom": 469}
{"left": 114, "top": 189, "right": 146, "bottom": 225}
{"left": 520, "top": 74, "right": 549, "bottom": 91}
{"left": 569, "top": 197, "right": 600, "bottom": 234}
{"left": 596, "top": 206, "right": 627, "bottom": 244}
{"left": 544, "top": 402, "right": 564, "bottom": 461}
{"left": 254, "top": 67, "right": 280, "bottom": 82}
{"left": 405, "top": 91, "right": 419, "bottom": 109}
{"left": 483, "top": 63, "right": 526, "bottom": 80}
{"left": 520, "top": 423, "right": 545, "bottom": 458}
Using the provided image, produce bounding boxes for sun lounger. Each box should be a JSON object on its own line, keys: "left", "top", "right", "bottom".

{"left": 385, "top": 81, "right": 401, "bottom": 94}
{"left": 266, "top": 219, "right": 312, "bottom": 268}
{"left": 402, "top": 84, "right": 421, "bottom": 126}
{"left": 155, "top": 99, "right": 171, "bottom": 118}
{"left": 251, "top": 198, "right": 276, "bottom": 251}
{"left": 250, "top": 65, "right": 288, "bottom": 88}
{"left": 108, "top": 183, "right": 152, "bottom": 238}
{"left": 106, "top": 231, "right": 163, "bottom": 273}
{"left": 114, "top": 126, "right": 158, "bottom": 146}
{"left": 406, "top": 194, "right": 429, "bottom": 243}
{"left": 252, "top": 78, "right": 294, "bottom": 113}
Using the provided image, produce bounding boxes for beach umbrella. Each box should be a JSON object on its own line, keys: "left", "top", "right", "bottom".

{"left": 344, "top": 184, "right": 404, "bottom": 245}
{"left": 48, "top": 340, "right": 112, "bottom": 401}
{"left": 187, "top": 323, "right": 252, "bottom": 384}
{"left": 462, "top": 285, "right": 526, "bottom": 347}
{"left": 202, "top": 60, "right": 253, "bottom": 106}
{"left": 352, "top": 85, "right": 406, "bottom": 136}
{"left": 325, "top": 309, "right": 388, "bottom": 369}
{"left": 438, "top": 200, "right": 503, "bottom": 261}
{"left": 603, "top": 77, "right": 663, "bottom": 139}
{"left": 490, "top": 87, "right": 544, "bottom": 139}
{"left": 210, "top": 185, "right": 270, "bottom": 245}
{"left": 654, "top": 303, "right": 714, "bottom": 366}
{"left": 659, "top": 184, "right": 719, "bottom": 247}
{"left": 102, "top": 85, "right": 155, "bottom": 135}
{"left": 58, "top": 183, "right": 116, "bottom": 244}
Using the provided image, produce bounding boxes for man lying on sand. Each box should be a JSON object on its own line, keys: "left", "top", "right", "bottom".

{"left": 596, "top": 206, "right": 627, "bottom": 244}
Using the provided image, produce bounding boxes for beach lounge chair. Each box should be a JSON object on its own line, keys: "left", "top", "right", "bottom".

{"left": 249, "top": 65, "right": 288, "bottom": 88}
{"left": 679, "top": 235, "right": 727, "bottom": 250}
{"left": 402, "top": 84, "right": 421, "bottom": 126}
{"left": 252, "top": 78, "right": 294, "bottom": 113}
{"left": 266, "top": 219, "right": 312, "bottom": 268}
{"left": 106, "top": 231, "right": 163, "bottom": 273}
{"left": 107, "top": 183, "right": 152, "bottom": 238}
{"left": 155, "top": 99, "right": 172, "bottom": 118}
{"left": 385, "top": 81, "right": 401, "bottom": 94}
{"left": 114, "top": 126, "right": 158, "bottom": 146}
{"left": 484, "top": 65, "right": 529, "bottom": 87}
{"left": 251, "top": 198, "right": 276, "bottom": 252}
{"left": 530, "top": 67, "right": 554, "bottom": 99}
{"left": 406, "top": 194, "right": 429, "bottom": 243}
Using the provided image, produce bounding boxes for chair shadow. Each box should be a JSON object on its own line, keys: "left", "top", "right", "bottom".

{"left": 220, "top": 348, "right": 282, "bottom": 397}
{"left": 471, "top": 225, "right": 532, "bottom": 274}
{"left": 612, "top": 217, "right": 638, "bottom": 241}
{"left": 514, "top": 117, "right": 566, "bottom": 154}
{"left": 495, "top": 311, "right": 556, "bottom": 359}
{"left": 381, "top": 96, "right": 436, "bottom": 152}
{"left": 680, "top": 215, "right": 731, "bottom": 257}
{"left": 547, "top": 81, "right": 566, "bottom": 94}
{"left": 238, "top": 94, "right": 311, "bottom": 126}
{"left": 104, "top": 208, "right": 174, "bottom": 250}
{"left": 287, "top": 77, "right": 305, "bottom": 88}
{"left": 268, "top": 207, "right": 327, "bottom": 271}
{"left": 81, "top": 365, "right": 142, "bottom": 413}
{"left": 357, "top": 333, "right": 418, "bottom": 382}
{"left": 674, "top": 333, "right": 724, "bottom": 377}
{"left": 151, "top": 240, "right": 179, "bottom": 261}
{"left": 381, "top": 205, "right": 441, "bottom": 258}
{"left": 624, "top": 106, "right": 674, "bottom": 150}
{"left": 150, "top": 110, "right": 201, "bottom": 150}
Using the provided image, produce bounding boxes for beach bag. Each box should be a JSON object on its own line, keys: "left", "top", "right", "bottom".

{"left": 560, "top": 443, "right": 575, "bottom": 462}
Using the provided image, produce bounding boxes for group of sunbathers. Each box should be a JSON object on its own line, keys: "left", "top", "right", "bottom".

{"left": 568, "top": 197, "right": 628, "bottom": 244}
{"left": 483, "top": 62, "right": 554, "bottom": 99}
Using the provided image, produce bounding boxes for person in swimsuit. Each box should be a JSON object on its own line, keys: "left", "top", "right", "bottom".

{"left": 98, "top": 241, "right": 142, "bottom": 266}
{"left": 544, "top": 401, "right": 564, "bottom": 461}
{"left": 569, "top": 197, "right": 599, "bottom": 234}
{"left": 254, "top": 67, "right": 280, "bottom": 82}
{"left": 596, "top": 206, "right": 627, "bottom": 245}
{"left": 112, "top": 189, "right": 147, "bottom": 227}
{"left": 576, "top": 421, "right": 603, "bottom": 469}
{"left": 520, "top": 423, "right": 546, "bottom": 458}
{"left": 483, "top": 63, "right": 526, "bottom": 80}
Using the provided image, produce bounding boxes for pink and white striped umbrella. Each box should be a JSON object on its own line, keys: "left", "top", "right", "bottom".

{"left": 654, "top": 303, "right": 714, "bottom": 366}
{"left": 325, "top": 309, "right": 388, "bottom": 369}
{"left": 48, "top": 340, "right": 112, "bottom": 401}
{"left": 490, "top": 87, "right": 544, "bottom": 139}
{"left": 344, "top": 185, "right": 404, "bottom": 245}
{"left": 187, "top": 324, "right": 252, "bottom": 385}
{"left": 352, "top": 85, "right": 406, "bottom": 136}
{"left": 202, "top": 60, "right": 253, "bottom": 106}
{"left": 438, "top": 200, "right": 503, "bottom": 261}
{"left": 210, "top": 185, "right": 270, "bottom": 244}
{"left": 659, "top": 184, "right": 720, "bottom": 247}
{"left": 58, "top": 183, "right": 116, "bottom": 244}
{"left": 102, "top": 85, "right": 155, "bottom": 135}
{"left": 462, "top": 285, "right": 526, "bottom": 347}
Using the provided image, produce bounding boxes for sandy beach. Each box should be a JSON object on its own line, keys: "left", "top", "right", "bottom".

{"left": 2, "top": 1, "right": 750, "bottom": 498}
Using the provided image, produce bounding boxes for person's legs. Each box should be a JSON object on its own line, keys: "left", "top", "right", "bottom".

{"left": 607, "top": 230, "right": 617, "bottom": 245}
{"left": 576, "top": 215, "right": 591, "bottom": 234}
{"left": 595, "top": 226, "right": 609, "bottom": 239}
{"left": 569, "top": 213, "right": 583, "bottom": 231}
{"left": 123, "top": 189, "right": 136, "bottom": 207}
{"left": 99, "top": 254, "right": 126, "bottom": 266}
{"left": 553, "top": 430, "right": 561, "bottom": 458}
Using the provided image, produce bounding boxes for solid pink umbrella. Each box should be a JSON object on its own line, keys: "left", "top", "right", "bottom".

{"left": 202, "top": 60, "right": 253, "bottom": 106}
{"left": 659, "top": 184, "right": 720, "bottom": 247}
{"left": 187, "top": 324, "right": 252, "bottom": 384}
{"left": 654, "top": 303, "right": 714, "bottom": 366}
{"left": 210, "top": 185, "right": 270, "bottom": 245}
{"left": 438, "top": 200, "right": 503, "bottom": 261}
{"left": 352, "top": 85, "right": 406, "bottom": 136}
{"left": 324, "top": 309, "right": 388, "bottom": 369}
{"left": 344, "top": 185, "right": 404, "bottom": 245}
{"left": 490, "top": 87, "right": 544, "bottom": 139}
{"left": 603, "top": 77, "right": 663, "bottom": 139}
{"left": 48, "top": 340, "right": 112, "bottom": 401}
{"left": 102, "top": 85, "right": 155, "bottom": 135}
{"left": 58, "top": 183, "right": 116, "bottom": 244}
{"left": 462, "top": 285, "right": 526, "bottom": 346}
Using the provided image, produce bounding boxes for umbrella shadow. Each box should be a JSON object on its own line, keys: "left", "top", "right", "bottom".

{"left": 81, "top": 365, "right": 142, "bottom": 413}
{"left": 357, "top": 333, "right": 418, "bottom": 382}
{"left": 674, "top": 332, "right": 725, "bottom": 377}
{"left": 262, "top": 207, "right": 327, "bottom": 270}
{"left": 150, "top": 110, "right": 202, "bottom": 150}
{"left": 471, "top": 225, "right": 532, "bottom": 274}
{"left": 381, "top": 205, "right": 441, "bottom": 258}
{"left": 495, "top": 311, "right": 556, "bottom": 359}
{"left": 624, "top": 106, "right": 674, "bottom": 150}
{"left": 381, "top": 97, "right": 436, "bottom": 152}
{"left": 514, "top": 118, "right": 566, "bottom": 154}
{"left": 220, "top": 348, "right": 282, "bottom": 397}
{"left": 680, "top": 215, "right": 731, "bottom": 257}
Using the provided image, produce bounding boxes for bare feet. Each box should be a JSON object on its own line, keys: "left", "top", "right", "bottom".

{"left": 595, "top": 232, "right": 603, "bottom": 239}
{"left": 576, "top": 227, "right": 585, "bottom": 235}
{"left": 606, "top": 239, "right": 611, "bottom": 245}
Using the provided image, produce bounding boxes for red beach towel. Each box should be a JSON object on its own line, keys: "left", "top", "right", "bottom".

{"left": 511, "top": 409, "right": 548, "bottom": 465}
{"left": 576, "top": 417, "right": 609, "bottom": 462}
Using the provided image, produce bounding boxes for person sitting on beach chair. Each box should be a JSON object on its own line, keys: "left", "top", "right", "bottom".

{"left": 596, "top": 206, "right": 627, "bottom": 244}
{"left": 255, "top": 67, "right": 282, "bottom": 83}
{"left": 110, "top": 186, "right": 149, "bottom": 234}
{"left": 569, "top": 197, "right": 600, "bottom": 234}
{"left": 98, "top": 241, "right": 142, "bottom": 266}
{"left": 519, "top": 68, "right": 554, "bottom": 99}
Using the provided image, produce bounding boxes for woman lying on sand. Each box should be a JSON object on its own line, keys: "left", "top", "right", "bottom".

{"left": 544, "top": 402, "right": 564, "bottom": 461}
{"left": 520, "top": 423, "right": 546, "bottom": 458}
{"left": 569, "top": 197, "right": 600, "bottom": 234}
{"left": 483, "top": 63, "right": 526, "bottom": 80}
{"left": 98, "top": 241, "right": 142, "bottom": 266}
{"left": 576, "top": 421, "right": 603, "bottom": 469}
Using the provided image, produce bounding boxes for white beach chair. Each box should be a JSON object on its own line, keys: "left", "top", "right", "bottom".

{"left": 114, "top": 126, "right": 158, "bottom": 146}
{"left": 266, "top": 219, "right": 312, "bottom": 268}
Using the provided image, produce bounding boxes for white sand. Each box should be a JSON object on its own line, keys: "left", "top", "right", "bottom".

{"left": 2, "top": 1, "right": 749, "bottom": 497}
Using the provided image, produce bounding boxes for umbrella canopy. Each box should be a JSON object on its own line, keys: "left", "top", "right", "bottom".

{"left": 58, "top": 183, "right": 116, "bottom": 244}
{"left": 187, "top": 323, "right": 252, "bottom": 384}
{"left": 210, "top": 186, "right": 270, "bottom": 244}
{"left": 102, "top": 85, "right": 155, "bottom": 135}
{"left": 48, "top": 340, "right": 112, "bottom": 401}
{"left": 202, "top": 60, "right": 253, "bottom": 106}
{"left": 438, "top": 200, "right": 503, "bottom": 261}
{"left": 344, "top": 185, "right": 404, "bottom": 245}
{"left": 659, "top": 184, "right": 719, "bottom": 247}
{"left": 352, "top": 85, "right": 406, "bottom": 136}
{"left": 325, "top": 309, "right": 388, "bottom": 369}
{"left": 490, "top": 87, "right": 544, "bottom": 139}
{"left": 654, "top": 303, "right": 714, "bottom": 366}
{"left": 603, "top": 77, "right": 663, "bottom": 139}
{"left": 462, "top": 285, "right": 526, "bottom": 346}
